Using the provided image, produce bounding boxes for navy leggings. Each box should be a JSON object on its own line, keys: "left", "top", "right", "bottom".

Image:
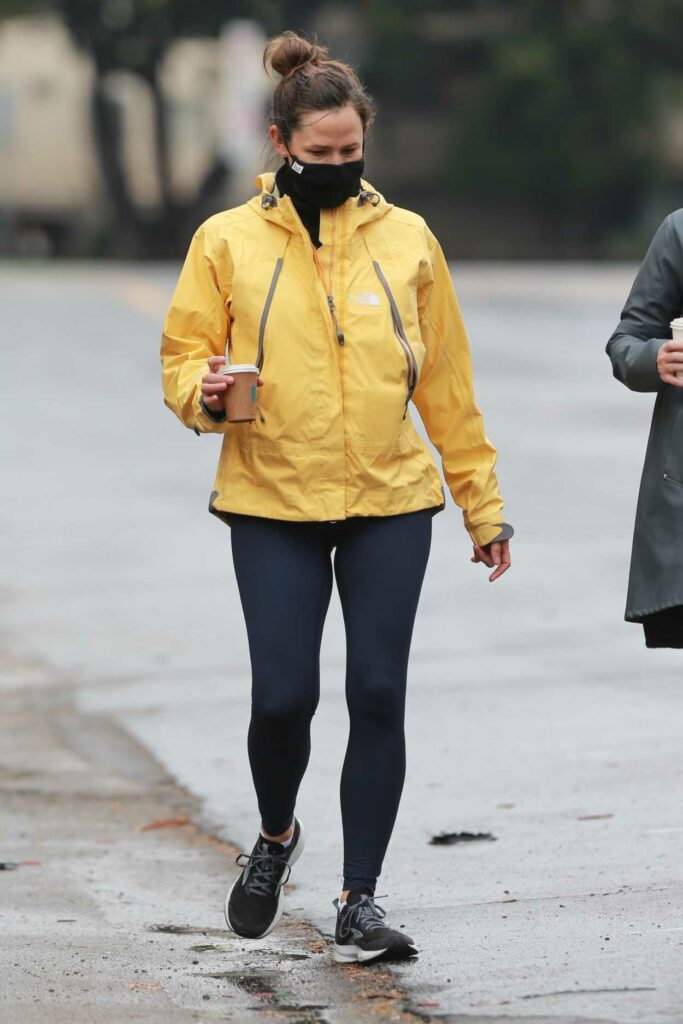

{"left": 229, "top": 508, "right": 433, "bottom": 895}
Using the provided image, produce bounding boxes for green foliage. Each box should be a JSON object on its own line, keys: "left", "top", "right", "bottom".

{"left": 0, "top": 0, "right": 48, "bottom": 13}
{"left": 445, "top": 1, "right": 682, "bottom": 236}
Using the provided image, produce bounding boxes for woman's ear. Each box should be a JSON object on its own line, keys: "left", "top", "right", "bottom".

{"left": 268, "top": 124, "right": 288, "bottom": 160}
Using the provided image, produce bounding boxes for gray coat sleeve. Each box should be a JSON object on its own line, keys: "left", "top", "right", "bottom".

{"left": 606, "top": 213, "right": 683, "bottom": 393}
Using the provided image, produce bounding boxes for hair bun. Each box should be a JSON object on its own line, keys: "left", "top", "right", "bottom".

{"left": 264, "top": 31, "right": 329, "bottom": 78}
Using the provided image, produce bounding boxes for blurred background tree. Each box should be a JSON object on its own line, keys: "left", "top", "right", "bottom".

{"left": 52, "top": 0, "right": 316, "bottom": 255}
{"left": 57, "top": 0, "right": 232, "bottom": 255}
{"left": 441, "top": 0, "right": 683, "bottom": 255}
{"left": 0, "top": 0, "right": 319, "bottom": 255}
{"left": 357, "top": 0, "right": 683, "bottom": 256}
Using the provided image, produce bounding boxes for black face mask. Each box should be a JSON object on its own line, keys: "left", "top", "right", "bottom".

{"left": 283, "top": 148, "right": 365, "bottom": 209}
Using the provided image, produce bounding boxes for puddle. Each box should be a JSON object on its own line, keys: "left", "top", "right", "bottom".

{"left": 269, "top": 952, "right": 312, "bottom": 961}
{"left": 148, "top": 924, "right": 230, "bottom": 936}
{"left": 189, "top": 943, "right": 232, "bottom": 953}
{"left": 201, "top": 971, "right": 329, "bottom": 1022}
{"left": 208, "top": 969, "right": 279, "bottom": 996}
{"left": 430, "top": 830, "right": 496, "bottom": 845}
{"left": 186, "top": 942, "right": 310, "bottom": 959}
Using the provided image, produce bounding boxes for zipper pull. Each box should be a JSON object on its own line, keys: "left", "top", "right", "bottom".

{"left": 327, "top": 294, "right": 345, "bottom": 345}
{"left": 402, "top": 381, "right": 416, "bottom": 420}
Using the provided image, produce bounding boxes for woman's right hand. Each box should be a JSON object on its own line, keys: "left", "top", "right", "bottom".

{"left": 657, "top": 340, "right": 683, "bottom": 387}
{"left": 201, "top": 356, "right": 264, "bottom": 413}
{"left": 201, "top": 356, "right": 231, "bottom": 414}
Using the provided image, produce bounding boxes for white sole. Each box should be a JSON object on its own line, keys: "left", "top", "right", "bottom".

{"left": 332, "top": 941, "right": 417, "bottom": 964}
{"left": 224, "top": 817, "right": 305, "bottom": 939}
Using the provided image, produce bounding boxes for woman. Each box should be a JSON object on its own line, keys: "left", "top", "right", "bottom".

{"left": 161, "top": 32, "right": 513, "bottom": 964}
{"left": 607, "top": 212, "right": 683, "bottom": 649}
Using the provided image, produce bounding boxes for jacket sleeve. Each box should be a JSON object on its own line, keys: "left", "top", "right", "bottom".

{"left": 160, "top": 223, "right": 232, "bottom": 434}
{"left": 606, "top": 213, "right": 683, "bottom": 393}
{"left": 412, "top": 227, "right": 513, "bottom": 548}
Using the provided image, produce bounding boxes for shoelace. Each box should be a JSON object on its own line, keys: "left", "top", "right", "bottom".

{"left": 235, "top": 845, "right": 292, "bottom": 898}
{"left": 337, "top": 894, "right": 389, "bottom": 939}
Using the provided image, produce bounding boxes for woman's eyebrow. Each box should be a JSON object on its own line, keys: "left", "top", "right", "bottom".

{"left": 307, "top": 144, "right": 359, "bottom": 151}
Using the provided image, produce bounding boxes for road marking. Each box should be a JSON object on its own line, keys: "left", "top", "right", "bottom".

{"left": 110, "top": 277, "right": 171, "bottom": 319}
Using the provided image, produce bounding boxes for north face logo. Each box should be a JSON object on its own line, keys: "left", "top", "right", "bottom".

{"left": 350, "top": 292, "right": 380, "bottom": 307}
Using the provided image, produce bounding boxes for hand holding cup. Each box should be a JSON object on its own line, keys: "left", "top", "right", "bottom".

{"left": 658, "top": 319, "right": 683, "bottom": 387}
{"left": 201, "top": 357, "right": 263, "bottom": 417}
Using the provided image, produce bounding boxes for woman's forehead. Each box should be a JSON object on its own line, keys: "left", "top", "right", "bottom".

{"left": 295, "top": 105, "right": 363, "bottom": 143}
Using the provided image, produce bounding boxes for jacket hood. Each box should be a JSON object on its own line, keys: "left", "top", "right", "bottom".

{"left": 250, "top": 170, "right": 393, "bottom": 231}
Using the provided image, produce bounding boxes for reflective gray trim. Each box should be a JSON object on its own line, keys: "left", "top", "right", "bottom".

{"left": 208, "top": 490, "right": 233, "bottom": 526}
{"left": 487, "top": 522, "right": 514, "bottom": 543}
{"left": 199, "top": 395, "right": 226, "bottom": 423}
{"left": 255, "top": 258, "right": 284, "bottom": 371}
{"left": 372, "top": 260, "right": 418, "bottom": 417}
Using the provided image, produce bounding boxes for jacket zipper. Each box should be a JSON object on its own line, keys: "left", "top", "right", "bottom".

{"left": 372, "top": 260, "right": 418, "bottom": 418}
{"left": 255, "top": 257, "right": 284, "bottom": 370}
{"left": 327, "top": 294, "right": 345, "bottom": 345}
{"left": 310, "top": 212, "right": 345, "bottom": 346}
{"left": 329, "top": 208, "right": 344, "bottom": 344}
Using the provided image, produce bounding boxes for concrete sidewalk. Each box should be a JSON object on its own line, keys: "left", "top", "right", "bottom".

{"left": 0, "top": 663, "right": 425, "bottom": 1024}
{"left": 2, "top": 262, "right": 682, "bottom": 1022}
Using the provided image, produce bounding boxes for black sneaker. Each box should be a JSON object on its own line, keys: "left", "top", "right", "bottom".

{"left": 224, "top": 817, "right": 304, "bottom": 939}
{"left": 332, "top": 892, "right": 418, "bottom": 963}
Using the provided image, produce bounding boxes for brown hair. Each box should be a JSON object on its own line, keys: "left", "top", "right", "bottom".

{"left": 263, "top": 31, "right": 375, "bottom": 145}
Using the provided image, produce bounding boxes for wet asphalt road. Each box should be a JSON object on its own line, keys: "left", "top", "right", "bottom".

{"left": 2, "top": 259, "right": 682, "bottom": 1021}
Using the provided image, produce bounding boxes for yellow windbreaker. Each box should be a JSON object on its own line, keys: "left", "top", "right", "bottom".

{"left": 161, "top": 172, "right": 511, "bottom": 547}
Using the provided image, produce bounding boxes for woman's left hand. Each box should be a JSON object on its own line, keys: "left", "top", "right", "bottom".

{"left": 471, "top": 540, "right": 511, "bottom": 582}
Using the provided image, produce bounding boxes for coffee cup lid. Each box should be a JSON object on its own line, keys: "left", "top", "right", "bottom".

{"left": 221, "top": 363, "right": 259, "bottom": 374}
{"left": 671, "top": 318, "right": 683, "bottom": 329}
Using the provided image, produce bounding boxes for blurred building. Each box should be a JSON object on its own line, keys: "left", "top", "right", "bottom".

{"left": 0, "top": 15, "right": 221, "bottom": 256}
{"left": 0, "top": 16, "right": 99, "bottom": 254}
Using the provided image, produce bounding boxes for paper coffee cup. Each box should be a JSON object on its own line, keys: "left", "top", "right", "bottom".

{"left": 670, "top": 319, "right": 683, "bottom": 378}
{"left": 220, "top": 363, "right": 259, "bottom": 422}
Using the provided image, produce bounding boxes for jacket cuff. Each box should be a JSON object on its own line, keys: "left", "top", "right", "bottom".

{"left": 627, "top": 336, "right": 664, "bottom": 392}
{"left": 468, "top": 521, "right": 514, "bottom": 547}
{"left": 199, "top": 395, "right": 226, "bottom": 423}
{"left": 191, "top": 393, "right": 229, "bottom": 435}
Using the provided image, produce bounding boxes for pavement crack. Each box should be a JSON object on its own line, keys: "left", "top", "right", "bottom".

{"left": 520, "top": 986, "right": 657, "bottom": 999}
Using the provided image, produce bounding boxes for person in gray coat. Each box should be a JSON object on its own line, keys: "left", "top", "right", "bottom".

{"left": 607, "top": 211, "right": 683, "bottom": 648}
